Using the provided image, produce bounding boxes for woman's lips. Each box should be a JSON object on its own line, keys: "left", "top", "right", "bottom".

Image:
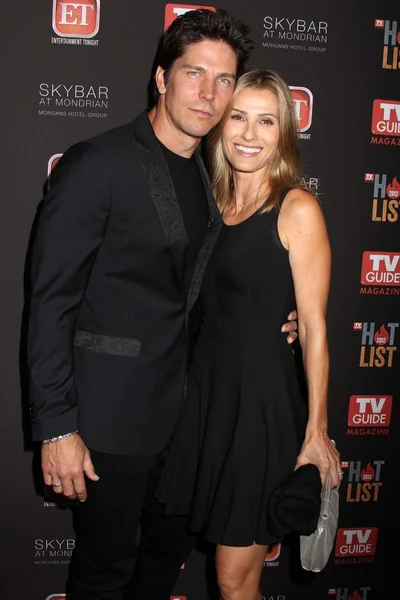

{"left": 234, "top": 144, "right": 262, "bottom": 156}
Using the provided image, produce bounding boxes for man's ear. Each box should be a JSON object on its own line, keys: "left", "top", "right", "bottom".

{"left": 155, "top": 66, "right": 167, "bottom": 95}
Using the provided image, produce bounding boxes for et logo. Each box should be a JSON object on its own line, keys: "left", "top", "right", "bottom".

{"left": 52, "top": 0, "right": 100, "bottom": 38}
{"left": 263, "top": 543, "right": 281, "bottom": 567}
{"left": 164, "top": 4, "right": 215, "bottom": 31}
{"left": 289, "top": 86, "right": 313, "bottom": 138}
{"left": 47, "top": 153, "right": 63, "bottom": 190}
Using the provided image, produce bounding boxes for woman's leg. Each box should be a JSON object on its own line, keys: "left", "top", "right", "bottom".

{"left": 215, "top": 543, "right": 268, "bottom": 600}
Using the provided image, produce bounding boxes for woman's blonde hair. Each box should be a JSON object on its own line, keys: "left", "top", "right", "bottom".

{"left": 207, "top": 69, "right": 301, "bottom": 214}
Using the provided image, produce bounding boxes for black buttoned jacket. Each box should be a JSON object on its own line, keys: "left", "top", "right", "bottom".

{"left": 28, "top": 111, "right": 221, "bottom": 456}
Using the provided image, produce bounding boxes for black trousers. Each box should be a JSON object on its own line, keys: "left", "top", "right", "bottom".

{"left": 69, "top": 440, "right": 197, "bottom": 599}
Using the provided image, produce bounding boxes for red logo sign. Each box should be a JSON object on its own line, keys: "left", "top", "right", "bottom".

{"left": 364, "top": 173, "right": 374, "bottom": 181}
{"left": 47, "top": 153, "right": 63, "bottom": 190}
{"left": 335, "top": 528, "right": 378, "bottom": 557}
{"left": 375, "top": 19, "right": 385, "bottom": 28}
{"left": 289, "top": 87, "right": 313, "bottom": 132}
{"left": 164, "top": 4, "right": 216, "bottom": 31}
{"left": 170, "top": 597, "right": 187, "bottom": 600}
{"left": 45, "top": 595, "right": 70, "bottom": 600}
{"left": 371, "top": 99, "right": 400, "bottom": 136}
{"left": 265, "top": 543, "right": 281, "bottom": 561}
{"left": 360, "top": 251, "right": 400, "bottom": 285}
{"left": 353, "top": 322, "right": 362, "bottom": 330}
{"left": 348, "top": 395, "right": 393, "bottom": 427}
{"left": 52, "top": 0, "right": 100, "bottom": 38}
{"left": 47, "top": 153, "right": 63, "bottom": 177}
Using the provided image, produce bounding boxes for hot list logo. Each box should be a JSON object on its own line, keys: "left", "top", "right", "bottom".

{"left": 335, "top": 528, "right": 378, "bottom": 565}
{"left": 164, "top": 4, "right": 215, "bottom": 31}
{"left": 328, "top": 588, "right": 372, "bottom": 599}
{"left": 289, "top": 87, "right": 313, "bottom": 139}
{"left": 347, "top": 395, "right": 393, "bottom": 436}
{"left": 364, "top": 172, "right": 400, "bottom": 223}
{"left": 360, "top": 251, "right": 400, "bottom": 296}
{"left": 344, "top": 460, "right": 384, "bottom": 503}
{"left": 375, "top": 18, "right": 400, "bottom": 70}
{"left": 264, "top": 543, "right": 281, "bottom": 567}
{"left": 52, "top": 0, "right": 100, "bottom": 45}
{"left": 353, "top": 321, "right": 398, "bottom": 367}
{"left": 371, "top": 99, "right": 400, "bottom": 146}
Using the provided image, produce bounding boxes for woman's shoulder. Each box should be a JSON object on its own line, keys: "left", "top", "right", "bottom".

{"left": 280, "top": 186, "right": 322, "bottom": 219}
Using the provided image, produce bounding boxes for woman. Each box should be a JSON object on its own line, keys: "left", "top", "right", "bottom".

{"left": 157, "top": 70, "right": 341, "bottom": 600}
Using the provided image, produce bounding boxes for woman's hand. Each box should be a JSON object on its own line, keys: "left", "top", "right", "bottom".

{"left": 281, "top": 310, "right": 298, "bottom": 344}
{"left": 295, "top": 433, "right": 342, "bottom": 488}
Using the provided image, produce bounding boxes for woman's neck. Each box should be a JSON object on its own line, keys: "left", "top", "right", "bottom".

{"left": 232, "top": 171, "right": 270, "bottom": 208}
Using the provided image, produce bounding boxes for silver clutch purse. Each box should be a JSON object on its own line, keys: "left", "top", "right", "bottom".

{"left": 299, "top": 470, "right": 340, "bottom": 572}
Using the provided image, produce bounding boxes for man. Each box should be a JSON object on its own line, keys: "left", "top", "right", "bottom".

{"left": 28, "top": 9, "right": 297, "bottom": 599}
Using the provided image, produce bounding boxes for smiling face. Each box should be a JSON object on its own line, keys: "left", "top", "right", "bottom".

{"left": 221, "top": 87, "right": 280, "bottom": 175}
{"left": 155, "top": 39, "right": 237, "bottom": 150}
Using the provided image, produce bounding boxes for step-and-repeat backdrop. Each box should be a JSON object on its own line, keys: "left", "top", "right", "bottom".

{"left": 2, "top": 1, "right": 399, "bottom": 599}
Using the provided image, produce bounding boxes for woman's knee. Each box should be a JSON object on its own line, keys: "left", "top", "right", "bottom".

{"left": 217, "top": 566, "right": 246, "bottom": 597}
{"left": 217, "top": 560, "right": 259, "bottom": 598}
{"left": 216, "top": 544, "right": 266, "bottom": 599}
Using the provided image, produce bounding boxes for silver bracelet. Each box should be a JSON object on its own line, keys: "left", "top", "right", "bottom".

{"left": 42, "top": 431, "right": 78, "bottom": 445}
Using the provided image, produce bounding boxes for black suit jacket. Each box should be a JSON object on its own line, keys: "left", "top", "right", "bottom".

{"left": 28, "top": 111, "right": 222, "bottom": 455}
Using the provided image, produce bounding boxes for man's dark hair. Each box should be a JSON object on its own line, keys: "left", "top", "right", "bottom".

{"left": 149, "top": 9, "right": 254, "bottom": 106}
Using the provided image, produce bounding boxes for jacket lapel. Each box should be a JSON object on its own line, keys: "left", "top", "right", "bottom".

{"left": 130, "top": 112, "right": 222, "bottom": 309}
{"left": 132, "top": 118, "right": 188, "bottom": 296}
{"left": 186, "top": 218, "right": 222, "bottom": 314}
{"left": 187, "top": 151, "right": 222, "bottom": 314}
{"left": 194, "top": 151, "right": 221, "bottom": 225}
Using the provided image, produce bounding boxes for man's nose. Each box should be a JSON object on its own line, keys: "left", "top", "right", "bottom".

{"left": 199, "top": 78, "right": 215, "bottom": 102}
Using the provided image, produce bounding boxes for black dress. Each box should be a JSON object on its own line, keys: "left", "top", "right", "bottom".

{"left": 156, "top": 192, "right": 308, "bottom": 546}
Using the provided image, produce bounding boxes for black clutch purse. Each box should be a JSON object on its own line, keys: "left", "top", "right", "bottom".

{"left": 267, "top": 464, "right": 322, "bottom": 538}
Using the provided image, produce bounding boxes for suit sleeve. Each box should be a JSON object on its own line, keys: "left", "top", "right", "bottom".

{"left": 28, "top": 141, "right": 111, "bottom": 441}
